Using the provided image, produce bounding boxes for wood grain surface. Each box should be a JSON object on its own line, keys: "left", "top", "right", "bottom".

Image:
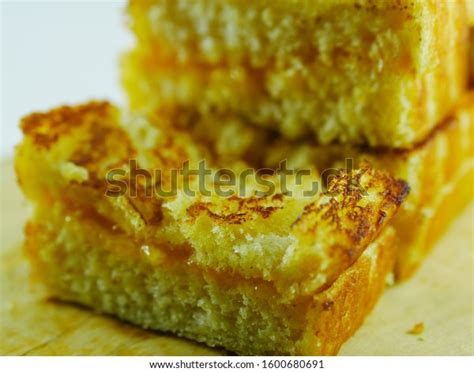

{"left": 1, "top": 160, "right": 473, "bottom": 356}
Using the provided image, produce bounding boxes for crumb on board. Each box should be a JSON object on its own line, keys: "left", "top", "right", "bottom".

{"left": 385, "top": 272, "right": 395, "bottom": 287}
{"left": 407, "top": 322, "right": 425, "bottom": 335}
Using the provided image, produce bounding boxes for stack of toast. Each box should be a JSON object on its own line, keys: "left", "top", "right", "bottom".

{"left": 15, "top": 0, "right": 473, "bottom": 355}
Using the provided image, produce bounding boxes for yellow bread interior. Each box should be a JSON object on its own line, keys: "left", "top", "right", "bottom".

{"left": 124, "top": 0, "right": 468, "bottom": 148}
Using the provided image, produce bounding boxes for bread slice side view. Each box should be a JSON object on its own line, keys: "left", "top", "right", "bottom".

{"left": 15, "top": 101, "right": 408, "bottom": 355}
{"left": 124, "top": 0, "right": 469, "bottom": 148}
{"left": 24, "top": 201, "right": 396, "bottom": 356}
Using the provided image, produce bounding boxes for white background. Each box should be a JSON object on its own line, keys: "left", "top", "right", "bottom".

{"left": 1, "top": 0, "right": 131, "bottom": 159}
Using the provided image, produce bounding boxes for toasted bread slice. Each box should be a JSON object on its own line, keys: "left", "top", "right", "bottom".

{"left": 24, "top": 202, "right": 396, "bottom": 355}
{"left": 16, "top": 101, "right": 407, "bottom": 294}
{"left": 16, "top": 101, "right": 407, "bottom": 354}
{"left": 124, "top": 0, "right": 468, "bottom": 148}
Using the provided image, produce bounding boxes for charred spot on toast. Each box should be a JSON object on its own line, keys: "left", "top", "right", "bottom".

{"left": 20, "top": 101, "right": 112, "bottom": 150}
{"left": 292, "top": 166, "right": 408, "bottom": 272}
{"left": 293, "top": 167, "right": 409, "bottom": 236}
{"left": 187, "top": 193, "right": 285, "bottom": 224}
{"left": 20, "top": 101, "right": 138, "bottom": 188}
{"left": 322, "top": 301, "right": 334, "bottom": 311}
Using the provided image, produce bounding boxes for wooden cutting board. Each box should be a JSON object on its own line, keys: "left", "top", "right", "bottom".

{"left": 1, "top": 160, "right": 473, "bottom": 356}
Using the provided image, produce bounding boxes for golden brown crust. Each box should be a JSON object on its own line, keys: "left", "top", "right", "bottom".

{"left": 305, "top": 227, "right": 396, "bottom": 355}
{"left": 20, "top": 101, "right": 113, "bottom": 150}
{"left": 293, "top": 167, "right": 408, "bottom": 238}
{"left": 17, "top": 101, "right": 136, "bottom": 187}
{"left": 288, "top": 166, "right": 407, "bottom": 291}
